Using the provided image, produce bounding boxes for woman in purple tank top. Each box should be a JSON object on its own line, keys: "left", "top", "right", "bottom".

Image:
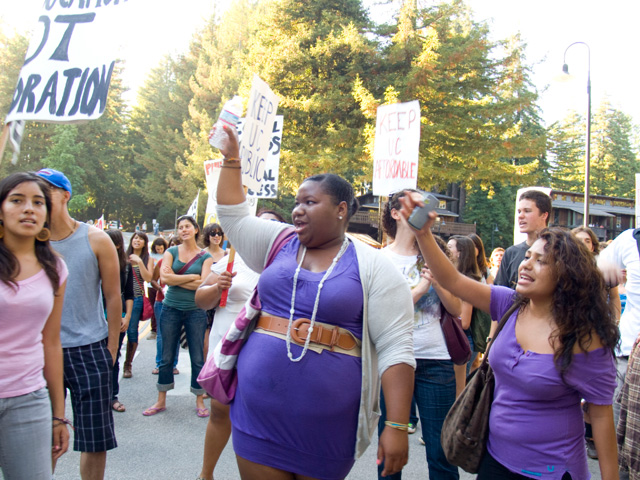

{"left": 401, "top": 192, "right": 620, "bottom": 480}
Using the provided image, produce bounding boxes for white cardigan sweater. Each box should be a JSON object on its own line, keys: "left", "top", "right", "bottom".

{"left": 217, "top": 201, "right": 415, "bottom": 458}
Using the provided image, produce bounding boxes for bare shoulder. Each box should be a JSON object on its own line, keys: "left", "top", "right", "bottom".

{"left": 87, "top": 226, "right": 115, "bottom": 257}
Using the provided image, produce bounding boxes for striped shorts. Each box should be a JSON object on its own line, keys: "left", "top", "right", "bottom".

{"left": 63, "top": 339, "right": 117, "bottom": 452}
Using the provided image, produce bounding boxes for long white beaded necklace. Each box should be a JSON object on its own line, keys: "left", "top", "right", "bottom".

{"left": 286, "top": 236, "right": 350, "bottom": 362}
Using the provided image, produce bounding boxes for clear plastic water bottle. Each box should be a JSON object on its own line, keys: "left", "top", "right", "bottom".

{"left": 209, "top": 95, "right": 243, "bottom": 150}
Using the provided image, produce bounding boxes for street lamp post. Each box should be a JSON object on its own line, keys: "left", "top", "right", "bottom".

{"left": 562, "top": 42, "right": 591, "bottom": 228}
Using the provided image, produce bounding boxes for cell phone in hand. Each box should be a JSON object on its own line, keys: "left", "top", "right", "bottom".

{"left": 407, "top": 193, "right": 439, "bottom": 230}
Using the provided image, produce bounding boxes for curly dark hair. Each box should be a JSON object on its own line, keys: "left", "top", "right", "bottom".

{"left": 382, "top": 189, "right": 420, "bottom": 240}
{"left": 520, "top": 227, "right": 619, "bottom": 376}
{"left": 0, "top": 172, "right": 60, "bottom": 292}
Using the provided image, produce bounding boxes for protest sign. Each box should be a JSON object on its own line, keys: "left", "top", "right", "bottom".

{"left": 204, "top": 159, "right": 223, "bottom": 226}
{"left": 5, "top": 1, "right": 127, "bottom": 124}
{"left": 186, "top": 190, "right": 200, "bottom": 222}
{"left": 372, "top": 100, "right": 421, "bottom": 196}
{"left": 239, "top": 75, "right": 280, "bottom": 192}
{"left": 238, "top": 115, "right": 283, "bottom": 199}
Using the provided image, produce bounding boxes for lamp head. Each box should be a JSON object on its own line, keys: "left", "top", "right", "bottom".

{"left": 562, "top": 63, "right": 569, "bottom": 74}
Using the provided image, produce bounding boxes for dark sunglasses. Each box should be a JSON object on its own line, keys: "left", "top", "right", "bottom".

{"left": 210, "top": 232, "right": 222, "bottom": 237}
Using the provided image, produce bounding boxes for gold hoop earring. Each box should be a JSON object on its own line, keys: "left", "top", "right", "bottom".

{"left": 36, "top": 227, "right": 51, "bottom": 242}
{"left": 0, "top": 221, "right": 4, "bottom": 239}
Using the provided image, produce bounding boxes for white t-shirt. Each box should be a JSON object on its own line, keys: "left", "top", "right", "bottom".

{"left": 382, "top": 247, "right": 450, "bottom": 360}
{"left": 599, "top": 228, "right": 640, "bottom": 356}
{"left": 207, "top": 254, "right": 260, "bottom": 356}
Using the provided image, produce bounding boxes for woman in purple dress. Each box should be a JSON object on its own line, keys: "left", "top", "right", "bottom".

{"left": 400, "top": 193, "right": 620, "bottom": 480}
{"left": 214, "top": 125, "right": 415, "bottom": 480}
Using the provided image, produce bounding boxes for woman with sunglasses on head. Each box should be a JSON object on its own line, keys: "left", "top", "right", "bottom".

{"left": 213, "top": 124, "right": 415, "bottom": 480}
{"left": 0, "top": 172, "right": 69, "bottom": 479}
{"left": 143, "top": 215, "right": 213, "bottom": 417}
{"left": 122, "top": 232, "right": 154, "bottom": 378}
{"left": 399, "top": 193, "right": 620, "bottom": 480}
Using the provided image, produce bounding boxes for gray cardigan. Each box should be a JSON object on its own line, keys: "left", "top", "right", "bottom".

{"left": 217, "top": 201, "right": 415, "bottom": 458}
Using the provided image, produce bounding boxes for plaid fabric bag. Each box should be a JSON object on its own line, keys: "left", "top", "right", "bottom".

{"left": 197, "top": 227, "right": 295, "bottom": 404}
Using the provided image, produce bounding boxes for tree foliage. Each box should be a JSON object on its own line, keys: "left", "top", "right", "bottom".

{"left": 548, "top": 101, "right": 639, "bottom": 198}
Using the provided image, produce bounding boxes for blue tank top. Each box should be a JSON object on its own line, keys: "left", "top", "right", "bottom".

{"left": 52, "top": 222, "right": 108, "bottom": 347}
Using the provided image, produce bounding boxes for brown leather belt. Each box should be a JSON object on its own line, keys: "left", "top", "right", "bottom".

{"left": 255, "top": 315, "right": 361, "bottom": 357}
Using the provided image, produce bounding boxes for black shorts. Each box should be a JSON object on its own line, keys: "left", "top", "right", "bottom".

{"left": 63, "top": 339, "right": 117, "bottom": 452}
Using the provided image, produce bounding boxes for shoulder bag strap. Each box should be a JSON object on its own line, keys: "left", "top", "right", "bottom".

{"left": 265, "top": 227, "right": 296, "bottom": 268}
{"left": 176, "top": 250, "right": 206, "bottom": 275}
{"left": 480, "top": 299, "right": 521, "bottom": 366}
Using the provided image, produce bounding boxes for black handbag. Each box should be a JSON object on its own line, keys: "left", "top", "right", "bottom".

{"left": 440, "top": 301, "right": 520, "bottom": 473}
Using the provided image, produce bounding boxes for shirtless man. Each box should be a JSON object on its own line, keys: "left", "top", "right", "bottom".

{"left": 36, "top": 168, "right": 121, "bottom": 480}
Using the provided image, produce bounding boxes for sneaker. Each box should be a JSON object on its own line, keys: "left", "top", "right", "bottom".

{"left": 586, "top": 438, "right": 598, "bottom": 459}
{"left": 419, "top": 436, "right": 425, "bottom": 446}
{"left": 147, "top": 331, "right": 157, "bottom": 340}
{"left": 407, "top": 423, "right": 417, "bottom": 434}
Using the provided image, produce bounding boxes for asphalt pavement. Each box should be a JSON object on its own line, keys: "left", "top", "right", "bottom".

{"left": 46, "top": 317, "right": 603, "bottom": 479}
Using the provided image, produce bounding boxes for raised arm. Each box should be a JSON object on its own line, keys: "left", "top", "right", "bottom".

{"left": 399, "top": 193, "right": 491, "bottom": 313}
{"left": 215, "top": 124, "right": 246, "bottom": 206}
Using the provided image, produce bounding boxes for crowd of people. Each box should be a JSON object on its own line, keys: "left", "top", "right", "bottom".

{"left": 1, "top": 150, "right": 639, "bottom": 480}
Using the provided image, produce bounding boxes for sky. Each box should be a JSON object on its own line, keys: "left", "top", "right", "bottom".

{"left": 2, "top": 0, "right": 640, "bottom": 127}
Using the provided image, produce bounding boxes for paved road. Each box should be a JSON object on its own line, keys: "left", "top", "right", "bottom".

{"left": 48, "top": 321, "right": 603, "bottom": 480}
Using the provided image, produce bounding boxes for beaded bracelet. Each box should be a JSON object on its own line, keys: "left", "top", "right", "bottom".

{"left": 52, "top": 416, "right": 74, "bottom": 430}
{"left": 384, "top": 421, "right": 409, "bottom": 432}
{"left": 221, "top": 165, "right": 241, "bottom": 169}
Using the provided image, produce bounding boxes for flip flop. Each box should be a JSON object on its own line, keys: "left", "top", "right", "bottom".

{"left": 196, "top": 407, "right": 209, "bottom": 418}
{"left": 111, "top": 400, "right": 126, "bottom": 413}
{"left": 142, "top": 406, "right": 166, "bottom": 416}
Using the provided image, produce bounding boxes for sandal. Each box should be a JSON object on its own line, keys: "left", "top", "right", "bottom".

{"left": 111, "top": 400, "right": 126, "bottom": 413}
{"left": 196, "top": 407, "right": 209, "bottom": 418}
{"left": 142, "top": 406, "right": 166, "bottom": 416}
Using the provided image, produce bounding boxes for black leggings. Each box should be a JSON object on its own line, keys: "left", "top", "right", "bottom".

{"left": 477, "top": 451, "right": 572, "bottom": 480}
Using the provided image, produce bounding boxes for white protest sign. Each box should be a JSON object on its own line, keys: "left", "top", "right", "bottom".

{"left": 203, "top": 158, "right": 259, "bottom": 227}
{"left": 5, "top": 1, "right": 126, "bottom": 124}
{"left": 204, "top": 159, "right": 224, "bottom": 226}
{"left": 239, "top": 75, "right": 280, "bottom": 192}
{"left": 372, "top": 100, "right": 421, "bottom": 196}
{"left": 238, "top": 115, "right": 283, "bottom": 199}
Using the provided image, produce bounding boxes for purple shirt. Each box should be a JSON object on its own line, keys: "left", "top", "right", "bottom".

{"left": 488, "top": 286, "right": 616, "bottom": 479}
{"left": 230, "top": 237, "right": 364, "bottom": 480}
